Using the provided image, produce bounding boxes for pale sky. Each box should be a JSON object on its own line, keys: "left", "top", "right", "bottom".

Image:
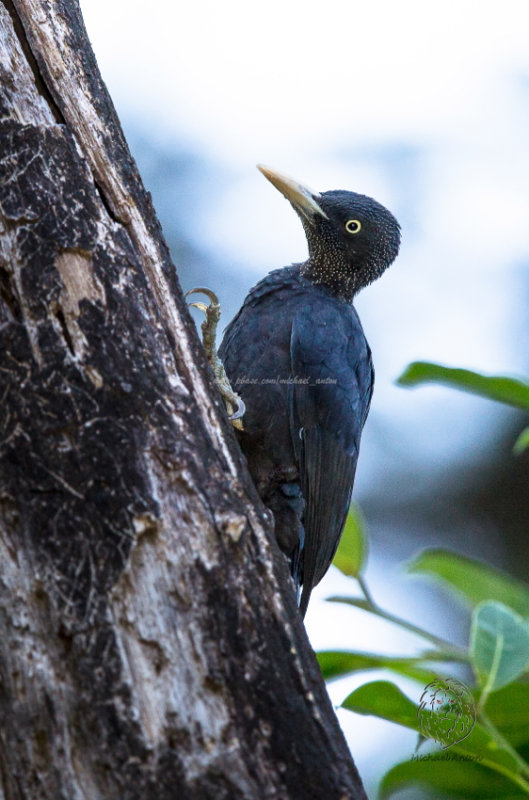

{"left": 81, "top": 0, "right": 529, "bottom": 369}
{"left": 82, "top": 1, "right": 529, "bottom": 158}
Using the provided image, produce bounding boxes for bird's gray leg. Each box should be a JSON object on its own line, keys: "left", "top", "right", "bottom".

{"left": 186, "top": 287, "right": 245, "bottom": 430}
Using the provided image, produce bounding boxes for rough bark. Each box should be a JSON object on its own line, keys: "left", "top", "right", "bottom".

{"left": 0, "top": 1, "right": 367, "bottom": 798}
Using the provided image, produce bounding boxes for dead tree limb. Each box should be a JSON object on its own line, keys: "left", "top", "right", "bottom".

{"left": 0, "top": 1, "right": 367, "bottom": 797}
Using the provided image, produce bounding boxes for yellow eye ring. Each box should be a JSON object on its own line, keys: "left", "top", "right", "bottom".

{"left": 345, "top": 219, "right": 362, "bottom": 234}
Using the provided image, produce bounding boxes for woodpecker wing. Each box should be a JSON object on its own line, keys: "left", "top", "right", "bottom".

{"left": 288, "top": 298, "right": 374, "bottom": 616}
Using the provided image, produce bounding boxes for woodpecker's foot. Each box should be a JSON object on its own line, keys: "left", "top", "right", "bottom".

{"left": 186, "top": 287, "right": 245, "bottom": 430}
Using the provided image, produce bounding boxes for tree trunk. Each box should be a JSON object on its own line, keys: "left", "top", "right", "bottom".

{"left": 0, "top": 1, "right": 367, "bottom": 797}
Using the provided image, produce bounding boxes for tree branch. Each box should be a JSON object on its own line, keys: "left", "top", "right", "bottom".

{"left": 0, "top": 1, "right": 367, "bottom": 797}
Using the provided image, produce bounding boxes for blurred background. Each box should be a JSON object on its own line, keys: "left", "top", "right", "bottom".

{"left": 79, "top": 0, "right": 529, "bottom": 793}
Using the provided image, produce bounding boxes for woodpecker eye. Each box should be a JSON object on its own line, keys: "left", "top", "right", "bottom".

{"left": 345, "top": 219, "right": 362, "bottom": 234}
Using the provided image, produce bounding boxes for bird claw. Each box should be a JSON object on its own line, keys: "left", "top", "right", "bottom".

{"left": 185, "top": 286, "right": 220, "bottom": 306}
{"left": 228, "top": 396, "right": 246, "bottom": 421}
{"left": 186, "top": 287, "right": 245, "bottom": 430}
{"left": 188, "top": 301, "right": 209, "bottom": 314}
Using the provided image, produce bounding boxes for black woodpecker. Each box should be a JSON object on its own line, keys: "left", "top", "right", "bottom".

{"left": 218, "top": 166, "right": 401, "bottom": 617}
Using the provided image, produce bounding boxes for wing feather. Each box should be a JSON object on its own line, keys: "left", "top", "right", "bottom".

{"left": 288, "top": 305, "right": 373, "bottom": 616}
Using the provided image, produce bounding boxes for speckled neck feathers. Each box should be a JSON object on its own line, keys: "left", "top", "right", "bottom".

{"left": 298, "top": 189, "right": 401, "bottom": 303}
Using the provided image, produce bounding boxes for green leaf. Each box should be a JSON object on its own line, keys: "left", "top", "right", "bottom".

{"left": 486, "top": 683, "right": 529, "bottom": 746}
{"left": 342, "top": 680, "right": 520, "bottom": 778}
{"left": 380, "top": 758, "right": 528, "bottom": 800}
{"left": 316, "top": 649, "right": 438, "bottom": 684}
{"left": 470, "top": 602, "right": 529, "bottom": 692}
{"left": 342, "top": 679, "right": 418, "bottom": 727}
{"left": 513, "top": 427, "right": 529, "bottom": 455}
{"left": 407, "top": 549, "right": 529, "bottom": 616}
{"left": 397, "top": 362, "right": 529, "bottom": 411}
{"left": 332, "top": 503, "right": 368, "bottom": 577}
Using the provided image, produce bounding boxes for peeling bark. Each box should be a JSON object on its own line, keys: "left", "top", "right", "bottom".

{"left": 0, "top": 1, "right": 367, "bottom": 798}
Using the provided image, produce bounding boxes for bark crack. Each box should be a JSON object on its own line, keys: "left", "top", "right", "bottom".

{"left": 0, "top": 263, "right": 21, "bottom": 321}
{"left": 93, "top": 178, "right": 120, "bottom": 225}
{"left": 52, "top": 303, "right": 75, "bottom": 356}
{"left": 1, "top": 0, "right": 64, "bottom": 124}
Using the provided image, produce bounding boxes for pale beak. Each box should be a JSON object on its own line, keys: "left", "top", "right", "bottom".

{"left": 257, "top": 165, "right": 328, "bottom": 223}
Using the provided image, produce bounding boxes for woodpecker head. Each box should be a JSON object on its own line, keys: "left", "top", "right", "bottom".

{"left": 258, "top": 165, "right": 400, "bottom": 301}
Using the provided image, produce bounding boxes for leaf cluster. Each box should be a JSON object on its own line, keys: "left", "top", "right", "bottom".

{"left": 318, "top": 362, "right": 529, "bottom": 798}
